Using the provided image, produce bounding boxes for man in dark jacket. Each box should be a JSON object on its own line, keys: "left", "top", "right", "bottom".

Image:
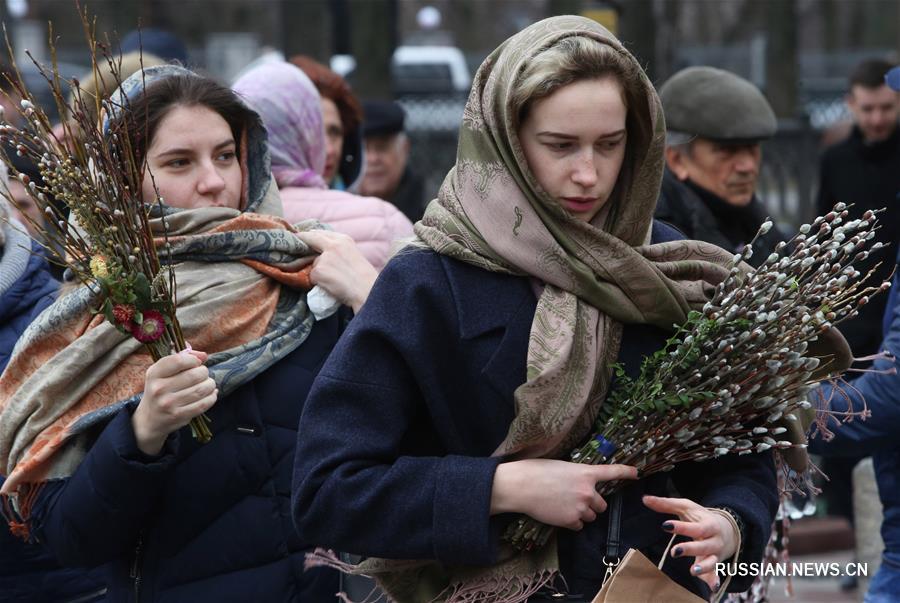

{"left": 359, "top": 100, "right": 426, "bottom": 222}
{"left": 817, "top": 59, "right": 900, "bottom": 359}
{"left": 810, "top": 66, "right": 900, "bottom": 598}
{"left": 815, "top": 61, "right": 900, "bottom": 579}
{"left": 809, "top": 67, "right": 900, "bottom": 603}
{"left": 654, "top": 66, "right": 786, "bottom": 268}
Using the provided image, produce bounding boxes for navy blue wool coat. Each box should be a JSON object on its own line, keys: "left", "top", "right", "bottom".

{"left": 293, "top": 221, "right": 778, "bottom": 600}
{"left": 29, "top": 310, "right": 349, "bottom": 602}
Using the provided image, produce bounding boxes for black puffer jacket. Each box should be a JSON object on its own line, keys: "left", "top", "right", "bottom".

{"left": 31, "top": 311, "right": 349, "bottom": 602}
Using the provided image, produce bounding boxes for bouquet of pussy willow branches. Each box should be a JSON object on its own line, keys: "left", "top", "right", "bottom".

{"left": 0, "top": 10, "right": 211, "bottom": 442}
{"left": 505, "top": 203, "right": 890, "bottom": 552}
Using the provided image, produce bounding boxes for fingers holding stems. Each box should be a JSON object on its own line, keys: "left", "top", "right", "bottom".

{"left": 132, "top": 347, "right": 218, "bottom": 456}
{"left": 490, "top": 460, "right": 637, "bottom": 531}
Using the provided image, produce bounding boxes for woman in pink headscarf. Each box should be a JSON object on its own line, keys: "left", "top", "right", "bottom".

{"left": 233, "top": 61, "right": 413, "bottom": 271}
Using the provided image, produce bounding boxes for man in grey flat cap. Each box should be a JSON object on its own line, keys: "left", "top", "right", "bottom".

{"left": 655, "top": 66, "right": 785, "bottom": 268}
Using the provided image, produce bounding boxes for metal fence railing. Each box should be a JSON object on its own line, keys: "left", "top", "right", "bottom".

{"left": 401, "top": 98, "right": 464, "bottom": 204}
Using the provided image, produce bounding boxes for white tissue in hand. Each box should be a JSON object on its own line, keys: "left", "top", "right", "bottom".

{"left": 307, "top": 285, "right": 340, "bottom": 320}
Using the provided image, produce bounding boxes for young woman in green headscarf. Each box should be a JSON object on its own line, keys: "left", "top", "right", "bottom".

{"left": 293, "top": 16, "right": 778, "bottom": 602}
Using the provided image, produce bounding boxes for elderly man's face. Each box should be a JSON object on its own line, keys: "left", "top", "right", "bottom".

{"left": 360, "top": 133, "right": 409, "bottom": 201}
{"left": 665, "top": 138, "right": 762, "bottom": 206}
{"left": 848, "top": 84, "right": 899, "bottom": 144}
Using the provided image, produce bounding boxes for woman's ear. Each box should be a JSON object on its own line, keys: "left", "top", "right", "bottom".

{"left": 664, "top": 146, "right": 690, "bottom": 181}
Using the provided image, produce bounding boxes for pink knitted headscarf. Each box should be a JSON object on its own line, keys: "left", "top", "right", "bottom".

{"left": 233, "top": 61, "right": 327, "bottom": 189}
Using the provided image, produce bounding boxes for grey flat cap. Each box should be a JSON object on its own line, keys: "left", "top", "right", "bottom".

{"left": 659, "top": 66, "right": 777, "bottom": 142}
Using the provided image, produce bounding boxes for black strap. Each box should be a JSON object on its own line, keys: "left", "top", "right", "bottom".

{"left": 605, "top": 492, "right": 623, "bottom": 560}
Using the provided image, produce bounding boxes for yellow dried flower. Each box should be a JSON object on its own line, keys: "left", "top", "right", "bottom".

{"left": 89, "top": 255, "right": 109, "bottom": 279}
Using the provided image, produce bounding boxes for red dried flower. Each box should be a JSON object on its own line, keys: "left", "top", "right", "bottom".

{"left": 112, "top": 304, "right": 135, "bottom": 326}
{"left": 130, "top": 309, "right": 166, "bottom": 343}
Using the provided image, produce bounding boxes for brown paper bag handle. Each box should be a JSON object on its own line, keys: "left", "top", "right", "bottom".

{"left": 656, "top": 533, "right": 679, "bottom": 570}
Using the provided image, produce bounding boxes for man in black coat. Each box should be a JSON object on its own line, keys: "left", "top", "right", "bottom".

{"left": 816, "top": 62, "right": 900, "bottom": 590}
{"left": 818, "top": 58, "right": 900, "bottom": 359}
{"left": 654, "top": 67, "right": 785, "bottom": 268}
{"left": 359, "top": 100, "right": 426, "bottom": 223}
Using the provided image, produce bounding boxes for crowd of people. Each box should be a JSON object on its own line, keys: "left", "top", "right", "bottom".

{"left": 0, "top": 14, "right": 898, "bottom": 603}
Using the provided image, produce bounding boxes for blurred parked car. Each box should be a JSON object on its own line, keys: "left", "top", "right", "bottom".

{"left": 390, "top": 45, "right": 470, "bottom": 98}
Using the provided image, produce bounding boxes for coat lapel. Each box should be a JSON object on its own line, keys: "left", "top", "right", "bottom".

{"left": 441, "top": 256, "right": 536, "bottom": 402}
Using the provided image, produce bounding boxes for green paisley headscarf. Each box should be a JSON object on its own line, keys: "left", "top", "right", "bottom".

{"left": 416, "top": 15, "right": 738, "bottom": 464}
{"left": 307, "top": 15, "right": 747, "bottom": 603}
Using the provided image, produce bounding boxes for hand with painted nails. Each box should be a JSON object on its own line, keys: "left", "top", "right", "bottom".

{"left": 643, "top": 494, "right": 739, "bottom": 593}
{"left": 490, "top": 459, "right": 638, "bottom": 531}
